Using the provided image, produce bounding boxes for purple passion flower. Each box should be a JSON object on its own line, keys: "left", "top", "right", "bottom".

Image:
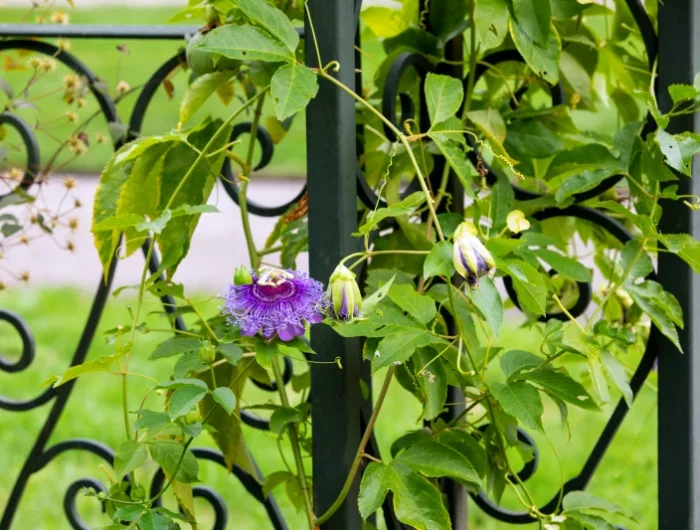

{"left": 453, "top": 222, "right": 495, "bottom": 287}
{"left": 328, "top": 264, "right": 362, "bottom": 321}
{"left": 224, "top": 267, "right": 326, "bottom": 341}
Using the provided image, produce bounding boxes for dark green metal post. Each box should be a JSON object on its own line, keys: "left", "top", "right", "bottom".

{"left": 657, "top": 1, "right": 700, "bottom": 528}
{"left": 305, "top": 1, "right": 363, "bottom": 529}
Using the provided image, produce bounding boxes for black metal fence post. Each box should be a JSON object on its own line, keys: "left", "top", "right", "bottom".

{"left": 657, "top": 1, "right": 700, "bottom": 528}
{"left": 305, "top": 1, "right": 363, "bottom": 529}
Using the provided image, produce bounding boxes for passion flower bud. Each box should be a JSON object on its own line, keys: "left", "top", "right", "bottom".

{"left": 233, "top": 266, "right": 253, "bottom": 286}
{"left": 328, "top": 264, "right": 362, "bottom": 321}
{"left": 453, "top": 222, "right": 495, "bottom": 287}
{"left": 198, "top": 340, "right": 216, "bottom": 364}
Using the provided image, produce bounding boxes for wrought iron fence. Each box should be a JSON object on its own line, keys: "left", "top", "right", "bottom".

{"left": 0, "top": 0, "right": 698, "bottom": 528}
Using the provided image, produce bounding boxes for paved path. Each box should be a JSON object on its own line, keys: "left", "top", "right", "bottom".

{"left": 1, "top": 176, "right": 308, "bottom": 293}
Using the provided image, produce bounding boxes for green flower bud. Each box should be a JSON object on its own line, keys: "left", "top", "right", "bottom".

{"left": 184, "top": 409, "right": 202, "bottom": 425}
{"left": 328, "top": 264, "right": 362, "bottom": 321}
{"left": 233, "top": 266, "right": 253, "bottom": 286}
{"left": 198, "top": 340, "right": 216, "bottom": 364}
{"left": 453, "top": 222, "right": 495, "bottom": 287}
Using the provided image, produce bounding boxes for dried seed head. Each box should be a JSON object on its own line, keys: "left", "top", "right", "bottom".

{"left": 64, "top": 177, "right": 77, "bottom": 189}
{"left": 116, "top": 81, "right": 131, "bottom": 94}
{"left": 68, "top": 217, "right": 79, "bottom": 230}
{"left": 50, "top": 11, "right": 69, "bottom": 24}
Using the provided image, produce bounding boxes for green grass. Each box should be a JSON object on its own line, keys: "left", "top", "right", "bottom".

{"left": 0, "top": 287, "right": 657, "bottom": 529}
{"left": 0, "top": 7, "right": 307, "bottom": 176}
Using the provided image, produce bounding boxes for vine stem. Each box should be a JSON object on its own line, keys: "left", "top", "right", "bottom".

{"left": 239, "top": 93, "right": 267, "bottom": 270}
{"left": 314, "top": 366, "right": 396, "bottom": 526}
{"left": 272, "top": 358, "right": 315, "bottom": 530}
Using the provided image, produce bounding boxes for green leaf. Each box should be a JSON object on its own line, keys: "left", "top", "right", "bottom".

{"left": 474, "top": 0, "right": 510, "bottom": 50}
{"left": 601, "top": 351, "right": 632, "bottom": 407}
{"left": 490, "top": 174, "right": 515, "bottom": 232}
{"left": 358, "top": 192, "right": 425, "bottom": 235}
{"left": 626, "top": 280, "right": 683, "bottom": 351}
{"left": 255, "top": 341, "right": 279, "bottom": 368}
{"left": 509, "top": 0, "right": 552, "bottom": 46}
{"left": 438, "top": 428, "right": 487, "bottom": 478}
{"left": 509, "top": 19, "right": 561, "bottom": 84}
{"left": 415, "top": 349, "right": 447, "bottom": 421}
{"left": 467, "top": 109, "right": 506, "bottom": 145}
{"left": 505, "top": 118, "right": 563, "bottom": 159}
{"left": 490, "top": 381, "right": 545, "bottom": 432}
{"left": 423, "top": 241, "right": 455, "bottom": 279}
{"left": 157, "top": 378, "right": 208, "bottom": 390}
{"left": 195, "top": 25, "right": 294, "bottom": 62}
{"left": 394, "top": 439, "right": 480, "bottom": 486}
{"left": 500, "top": 350, "right": 543, "bottom": 380}
{"left": 212, "top": 387, "right": 237, "bottom": 415}
{"left": 113, "top": 505, "right": 146, "bottom": 522}
{"left": 139, "top": 510, "right": 172, "bottom": 530}
{"left": 92, "top": 213, "right": 145, "bottom": 232}
{"left": 150, "top": 338, "right": 203, "bottom": 360}
{"left": 430, "top": 136, "right": 476, "bottom": 196}
{"left": 114, "top": 440, "right": 149, "bottom": 478}
{"left": 523, "top": 368, "right": 598, "bottom": 410}
{"left": 588, "top": 356, "right": 610, "bottom": 404}
{"left": 429, "top": 0, "right": 469, "bottom": 42}
{"left": 373, "top": 331, "right": 441, "bottom": 372}
{"left": 170, "top": 204, "right": 219, "bottom": 218}
{"left": 363, "top": 274, "right": 396, "bottom": 314}
{"left": 149, "top": 440, "right": 199, "bottom": 483}
{"left": 234, "top": 0, "right": 299, "bottom": 53}
{"left": 500, "top": 259, "right": 548, "bottom": 316}
{"left": 620, "top": 239, "right": 654, "bottom": 279}
{"left": 657, "top": 129, "right": 700, "bottom": 176}
{"left": 388, "top": 284, "right": 437, "bottom": 324}
{"left": 262, "top": 470, "right": 295, "bottom": 497}
{"left": 425, "top": 73, "right": 464, "bottom": 128}
{"left": 471, "top": 276, "right": 503, "bottom": 339}
{"left": 358, "top": 463, "right": 451, "bottom": 529}
{"left": 179, "top": 71, "right": 233, "bottom": 127}
{"left": 47, "top": 354, "right": 118, "bottom": 387}
{"left": 668, "top": 83, "right": 699, "bottom": 105}
{"left": 661, "top": 233, "right": 700, "bottom": 273}
{"left": 562, "top": 490, "right": 625, "bottom": 516}
{"left": 270, "top": 64, "right": 319, "bottom": 121}
{"left": 270, "top": 405, "right": 308, "bottom": 435}
{"left": 533, "top": 248, "right": 592, "bottom": 282}
{"left": 217, "top": 343, "right": 243, "bottom": 365}
{"left": 135, "top": 209, "right": 172, "bottom": 234}
{"left": 169, "top": 386, "right": 208, "bottom": 420}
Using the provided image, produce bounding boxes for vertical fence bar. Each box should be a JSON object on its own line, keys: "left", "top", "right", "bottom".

{"left": 305, "top": 1, "right": 363, "bottom": 529}
{"left": 657, "top": 1, "right": 700, "bottom": 528}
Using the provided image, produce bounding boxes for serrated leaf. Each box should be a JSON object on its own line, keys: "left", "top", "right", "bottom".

{"left": 430, "top": 136, "right": 476, "bottom": 196}
{"left": 523, "top": 368, "right": 598, "bottom": 410}
{"left": 415, "top": 349, "right": 447, "bottom": 421}
{"left": 533, "top": 248, "right": 592, "bottom": 282}
{"left": 626, "top": 280, "right": 683, "bottom": 351}
{"left": 423, "top": 241, "right": 455, "bottom": 279}
{"left": 600, "top": 351, "right": 632, "bottom": 407}
{"left": 394, "top": 439, "right": 480, "bottom": 486}
{"left": 47, "top": 354, "right": 118, "bottom": 387}
{"left": 92, "top": 213, "right": 145, "bottom": 232}
{"left": 500, "top": 350, "right": 543, "bottom": 380}
{"left": 358, "top": 192, "right": 425, "bottom": 235}
{"left": 179, "top": 71, "right": 233, "bottom": 127}
{"left": 149, "top": 440, "right": 199, "bottom": 483}
{"left": 500, "top": 259, "right": 548, "bottom": 316}
{"left": 668, "top": 83, "right": 698, "bottom": 105}
{"left": 114, "top": 440, "right": 149, "bottom": 478}
{"left": 471, "top": 276, "right": 503, "bottom": 338}
{"left": 255, "top": 341, "right": 279, "bottom": 368}
{"left": 133, "top": 410, "right": 171, "bottom": 431}
{"left": 135, "top": 209, "right": 172, "bottom": 234}
{"left": 358, "top": 462, "right": 451, "bottom": 528}
{"left": 212, "top": 387, "right": 237, "bottom": 415}
{"left": 195, "top": 25, "right": 294, "bottom": 63}
{"left": 425, "top": 73, "right": 464, "bottom": 128}
{"left": 509, "top": 19, "right": 561, "bottom": 84}
{"left": 114, "top": 505, "right": 146, "bottom": 521}
{"left": 490, "top": 381, "right": 544, "bottom": 432}
{"left": 510, "top": 0, "right": 552, "bottom": 46}
{"left": 270, "top": 64, "right": 319, "bottom": 121}
{"left": 217, "top": 343, "right": 243, "bottom": 365}
{"left": 169, "top": 386, "right": 208, "bottom": 420}
{"left": 388, "top": 284, "right": 437, "bottom": 325}
{"left": 139, "top": 510, "right": 172, "bottom": 530}
{"left": 372, "top": 331, "right": 441, "bottom": 372}
{"left": 263, "top": 470, "right": 295, "bottom": 497}
{"left": 588, "top": 356, "right": 610, "bottom": 404}
{"left": 562, "top": 490, "right": 625, "bottom": 516}
{"left": 270, "top": 405, "right": 307, "bottom": 435}
{"left": 157, "top": 378, "right": 208, "bottom": 390}
{"left": 150, "top": 338, "right": 203, "bottom": 360}
{"left": 467, "top": 109, "right": 506, "bottom": 145}
{"left": 235, "top": 0, "right": 299, "bottom": 53}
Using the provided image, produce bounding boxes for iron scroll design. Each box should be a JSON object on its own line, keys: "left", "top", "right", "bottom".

{"left": 0, "top": 38, "right": 292, "bottom": 530}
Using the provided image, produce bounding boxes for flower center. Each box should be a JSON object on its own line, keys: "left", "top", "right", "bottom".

{"left": 252, "top": 279, "right": 298, "bottom": 303}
